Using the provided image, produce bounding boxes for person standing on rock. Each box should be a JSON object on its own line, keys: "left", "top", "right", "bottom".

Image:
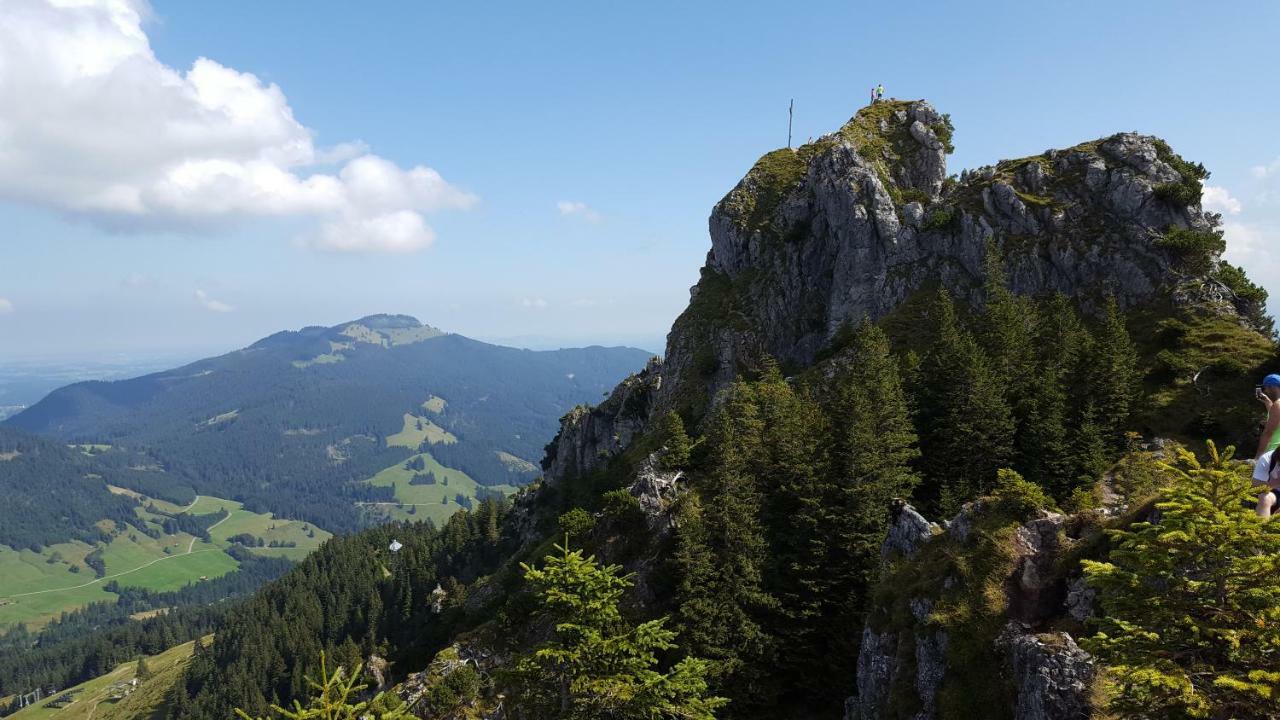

{"left": 870, "top": 87, "right": 877, "bottom": 105}
{"left": 877, "top": 83, "right": 885, "bottom": 101}
{"left": 1252, "top": 373, "right": 1280, "bottom": 518}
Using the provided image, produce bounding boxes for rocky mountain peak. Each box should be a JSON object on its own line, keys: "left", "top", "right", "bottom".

{"left": 544, "top": 99, "right": 1262, "bottom": 484}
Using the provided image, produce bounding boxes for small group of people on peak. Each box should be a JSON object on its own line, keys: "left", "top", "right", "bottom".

{"left": 869, "top": 83, "right": 885, "bottom": 104}
{"left": 1253, "top": 373, "right": 1280, "bottom": 518}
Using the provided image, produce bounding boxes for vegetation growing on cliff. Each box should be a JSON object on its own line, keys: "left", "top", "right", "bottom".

{"left": 506, "top": 543, "right": 725, "bottom": 719}
{"left": 1082, "top": 442, "right": 1280, "bottom": 720}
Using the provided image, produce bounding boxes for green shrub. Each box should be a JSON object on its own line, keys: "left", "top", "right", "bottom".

{"left": 899, "top": 188, "right": 930, "bottom": 206}
{"left": 922, "top": 208, "right": 954, "bottom": 231}
{"left": 990, "top": 468, "right": 1054, "bottom": 521}
{"left": 1151, "top": 139, "right": 1208, "bottom": 207}
{"left": 1154, "top": 227, "right": 1224, "bottom": 275}
{"left": 931, "top": 114, "right": 956, "bottom": 154}
{"left": 1082, "top": 442, "right": 1280, "bottom": 719}
{"left": 557, "top": 508, "right": 596, "bottom": 539}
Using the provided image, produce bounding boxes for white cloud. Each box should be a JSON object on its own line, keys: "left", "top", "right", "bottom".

{"left": 1202, "top": 185, "right": 1242, "bottom": 215}
{"left": 556, "top": 200, "right": 601, "bottom": 222}
{"left": 0, "top": 0, "right": 476, "bottom": 252}
{"left": 194, "top": 289, "right": 233, "bottom": 313}
{"left": 520, "top": 297, "right": 548, "bottom": 309}
{"left": 1252, "top": 158, "right": 1280, "bottom": 179}
{"left": 0, "top": 298, "right": 13, "bottom": 314}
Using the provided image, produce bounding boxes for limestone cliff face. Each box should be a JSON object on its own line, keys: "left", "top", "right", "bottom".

{"left": 544, "top": 99, "right": 1243, "bottom": 484}
{"left": 849, "top": 503, "right": 1100, "bottom": 720}
{"left": 659, "top": 99, "right": 1233, "bottom": 415}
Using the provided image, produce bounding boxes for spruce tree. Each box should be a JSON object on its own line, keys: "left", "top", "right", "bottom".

{"left": 1022, "top": 294, "right": 1087, "bottom": 497}
{"left": 1082, "top": 442, "right": 1280, "bottom": 719}
{"left": 812, "top": 320, "right": 920, "bottom": 699}
{"left": 235, "top": 653, "right": 410, "bottom": 720}
{"left": 673, "top": 382, "right": 778, "bottom": 711}
{"left": 656, "top": 411, "right": 692, "bottom": 470}
{"left": 1089, "top": 296, "right": 1140, "bottom": 451}
{"left": 507, "top": 543, "right": 726, "bottom": 720}
{"left": 135, "top": 656, "right": 152, "bottom": 681}
{"left": 744, "top": 362, "right": 829, "bottom": 708}
{"left": 917, "top": 289, "right": 1015, "bottom": 515}
{"left": 978, "top": 243, "right": 1040, "bottom": 481}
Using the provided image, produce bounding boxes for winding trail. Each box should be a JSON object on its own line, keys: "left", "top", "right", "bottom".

{"left": 3, "top": 498, "right": 231, "bottom": 600}
{"left": 188, "top": 509, "right": 230, "bottom": 553}
{"left": 4, "top": 549, "right": 222, "bottom": 598}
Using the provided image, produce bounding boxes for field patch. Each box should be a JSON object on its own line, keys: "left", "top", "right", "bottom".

{"left": 0, "top": 494, "right": 328, "bottom": 630}
{"left": 199, "top": 410, "right": 238, "bottom": 427}
{"left": 9, "top": 635, "right": 206, "bottom": 720}
{"left": 386, "top": 413, "right": 457, "bottom": 448}
{"left": 495, "top": 451, "right": 538, "bottom": 473}
{"left": 421, "top": 395, "right": 447, "bottom": 413}
{"left": 361, "top": 452, "right": 516, "bottom": 526}
{"left": 292, "top": 353, "right": 345, "bottom": 369}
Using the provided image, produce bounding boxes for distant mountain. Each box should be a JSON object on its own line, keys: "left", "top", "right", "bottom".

{"left": 5, "top": 315, "right": 652, "bottom": 532}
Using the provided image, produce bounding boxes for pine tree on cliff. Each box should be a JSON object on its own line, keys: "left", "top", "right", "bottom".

{"left": 977, "top": 243, "right": 1039, "bottom": 478}
{"left": 744, "top": 361, "right": 830, "bottom": 707}
{"left": 1082, "top": 442, "right": 1280, "bottom": 719}
{"left": 656, "top": 411, "right": 692, "bottom": 470}
{"left": 815, "top": 319, "right": 920, "bottom": 696}
{"left": 507, "top": 543, "right": 725, "bottom": 720}
{"left": 917, "top": 289, "right": 1015, "bottom": 515}
{"left": 673, "top": 382, "right": 779, "bottom": 711}
{"left": 1017, "top": 294, "right": 1077, "bottom": 496}
{"left": 1089, "top": 296, "right": 1140, "bottom": 452}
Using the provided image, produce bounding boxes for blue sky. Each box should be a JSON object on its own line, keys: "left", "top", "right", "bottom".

{"left": 1, "top": 1, "right": 1278, "bottom": 360}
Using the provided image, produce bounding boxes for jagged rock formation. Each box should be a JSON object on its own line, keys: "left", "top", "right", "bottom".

{"left": 544, "top": 99, "right": 1254, "bottom": 477}
{"left": 473, "top": 101, "right": 1267, "bottom": 718}
{"left": 849, "top": 503, "right": 1100, "bottom": 720}
{"left": 541, "top": 357, "right": 661, "bottom": 483}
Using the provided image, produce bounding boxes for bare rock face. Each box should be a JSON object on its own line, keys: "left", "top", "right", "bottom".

{"left": 999, "top": 628, "right": 1096, "bottom": 720}
{"left": 648, "top": 100, "right": 1231, "bottom": 416}
{"left": 849, "top": 504, "right": 1096, "bottom": 720}
{"left": 542, "top": 100, "right": 1242, "bottom": 490}
{"left": 541, "top": 357, "right": 661, "bottom": 483}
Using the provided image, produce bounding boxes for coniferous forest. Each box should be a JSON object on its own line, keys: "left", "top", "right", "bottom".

{"left": 153, "top": 242, "right": 1274, "bottom": 719}
{"left": 3, "top": 11, "right": 1280, "bottom": 716}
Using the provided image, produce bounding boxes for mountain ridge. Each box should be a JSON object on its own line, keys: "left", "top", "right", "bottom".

{"left": 4, "top": 320, "right": 652, "bottom": 533}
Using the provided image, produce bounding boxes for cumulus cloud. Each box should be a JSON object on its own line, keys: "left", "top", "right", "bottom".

{"left": 1252, "top": 158, "right": 1280, "bottom": 179}
{"left": 1222, "top": 222, "right": 1272, "bottom": 266}
{"left": 520, "top": 297, "right": 548, "bottom": 309}
{"left": 0, "top": 298, "right": 13, "bottom": 314}
{"left": 0, "top": 0, "right": 475, "bottom": 252}
{"left": 194, "top": 289, "right": 233, "bottom": 312}
{"left": 1202, "top": 185, "right": 1242, "bottom": 216}
{"left": 556, "top": 200, "right": 601, "bottom": 222}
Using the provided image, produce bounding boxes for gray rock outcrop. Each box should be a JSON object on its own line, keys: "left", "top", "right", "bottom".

{"left": 849, "top": 504, "right": 1096, "bottom": 720}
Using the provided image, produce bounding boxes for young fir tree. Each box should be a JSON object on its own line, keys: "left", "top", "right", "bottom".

{"left": 673, "top": 382, "right": 779, "bottom": 711}
{"left": 917, "top": 289, "right": 1015, "bottom": 515}
{"left": 1089, "top": 296, "right": 1140, "bottom": 452}
{"left": 656, "top": 411, "right": 692, "bottom": 470}
{"left": 506, "top": 543, "right": 725, "bottom": 720}
{"left": 235, "top": 653, "right": 410, "bottom": 720}
{"left": 135, "top": 656, "right": 152, "bottom": 681}
{"left": 1082, "top": 442, "right": 1280, "bottom": 719}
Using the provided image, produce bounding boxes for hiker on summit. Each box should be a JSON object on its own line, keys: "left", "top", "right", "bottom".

{"left": 876, "top": 83, "right": 885, "bottom": 101}
{"left": 1252, "top": 374, "right": 1280, "bottom": 518}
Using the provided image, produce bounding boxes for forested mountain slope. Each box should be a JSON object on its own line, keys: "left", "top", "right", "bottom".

{"left": 6, "top": 316, "right": 651, "bottom": 532}
{"left": 167, "top": 101, "right": 1278, "bottom": 720}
